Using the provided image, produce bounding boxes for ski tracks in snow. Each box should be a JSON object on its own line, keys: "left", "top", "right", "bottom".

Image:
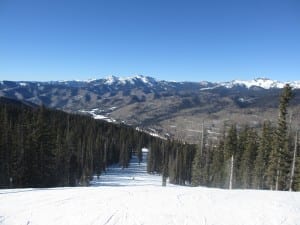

{"left": 1, "top": 152, "right": 300, "bottom": 225}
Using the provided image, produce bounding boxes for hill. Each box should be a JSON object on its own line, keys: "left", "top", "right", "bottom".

{"left": 1, "top": 76, "right": 300, "bottom": 143}
{"left": 0, "top": 97, "right": 167, "bottom": 188}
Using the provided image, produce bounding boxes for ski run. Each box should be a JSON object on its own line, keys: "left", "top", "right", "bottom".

{"left": 1, "top": 152, "right": 300, "bottom": 225}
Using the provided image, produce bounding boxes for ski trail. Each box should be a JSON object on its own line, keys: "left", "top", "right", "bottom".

{"left": 91, "top": 152, "right": 163, "bottom": 187}
{"left": 1, "top": 152, "right": 300, "bottom": 225}
{"left": 103, "top": 210, "right": 119, "bottom": 225}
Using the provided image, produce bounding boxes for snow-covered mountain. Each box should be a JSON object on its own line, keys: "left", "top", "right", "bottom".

{"left": 1, "top": 75, "right": 300, "bottom": 90}
{"left": 1, "top": 75, "right": 300, "bottom": 144}
{"left": 217, "top": 78, "right": 300, "bottom": 89}
{"left": 56, "top": 76, "right": 300, "bottom": 89}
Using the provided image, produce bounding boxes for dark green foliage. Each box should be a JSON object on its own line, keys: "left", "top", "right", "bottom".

{"left": 137, "top": 85, "right": 298, "bottom": 190}
{"left": 267, "top": 84, "right": 294, "bottom": 190}
{"left": 209, "top": 138, "right": 226, "bottom": 188}
{"left": 0, "top": 98, "right": 164, "bottom": 188}
{"left": 239, "top": 128, "right": 258, "bottom": 188}
{"left": 191, "top": 145, "right": 202, "bottom": 186}
{"left": 223, "top": 124, "right": 238, "bottom": 188}
{"left": 224, "top": 124, "right": 238, "bottom": 158}
{"left": 253, "top": 122, "right": 273, "bottom": 189}
{"left": 1, "top": 84, "right": 299, "bottom": 191}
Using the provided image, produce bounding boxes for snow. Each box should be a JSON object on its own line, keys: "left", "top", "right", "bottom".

{"left": 219, "top": 78, "right": 300, "bottom": 89}
{"left": 78, "top": 109, "right": 116, "bottom": 123}
{"left": 103, "top": 75, "right": 157, "bottom": 87}
{"left": 91, "top": 152, "right": 162, "bottom": 187}
{"left": 1, "top": 153, "right": 300, "bottom": 225}
{"left": 19, "top": 82, "right": 28, "bottom": 87}
{"left": 118, "top": 75, "right": 153, "bottom": 85}
{"left": 101, "top": 75, "right": 300, "bottom": 90}
{"left": 93, "top": 114, "right": 108, "bottom": 120}
{"left": 231, "top": 78, "right": 285, "bottom": 89}
{"left": 104, "top": 75, "right": 118, "bottom": 85}
{"left": 200, "top": 78, "right": 300, "bottom": 90}
{"left": 93, "top": 114, "right": 116, "bottom": 123}
{"left": 136, "top": 127, "right": 167, "bottom": 140}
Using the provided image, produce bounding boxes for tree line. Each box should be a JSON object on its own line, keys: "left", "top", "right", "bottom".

{"left": 1, "top": 84, "right": 299, "bottom": 191}
{"left": 147, "top": 84, "right": 300, "bottom": 191}
{"left": 0, "top": 97, "right": 163, "bottom": 188}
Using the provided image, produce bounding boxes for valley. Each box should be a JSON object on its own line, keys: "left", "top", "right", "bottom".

{"left": 1, "top": 76, "right": 300, "bottom": 143}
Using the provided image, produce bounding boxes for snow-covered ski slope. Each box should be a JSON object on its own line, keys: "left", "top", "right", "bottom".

{"left": 90, "top": 150, "right": 162, "bottom": 187}
{"left": 1, "top": 152, "right": 300, "bottom": 225}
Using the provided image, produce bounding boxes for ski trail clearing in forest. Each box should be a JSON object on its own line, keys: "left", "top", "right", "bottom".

{"left": 91, "top": 151, "right": 164, "bottom": 187}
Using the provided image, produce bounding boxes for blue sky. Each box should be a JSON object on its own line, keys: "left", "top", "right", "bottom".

{"left": 0, "top": 0, "right": 299, "bottom": 82}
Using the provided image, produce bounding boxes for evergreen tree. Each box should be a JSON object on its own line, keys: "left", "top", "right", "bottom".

{"left": 191, "top": 145, "right": 202, "bottom": 186}
{"left": 0, "top": 98, "right": 170, "bottom": 188}
{"left": 35, "top": 107, "right": 57, "bottom": 187}
{"left": 210, "top": 135, "right": 226, "bottom": 188}
{"left": 240, "top": 128, "right": 258, "bottom": 188}
{"left": 191, "top": 122, "right": 207, "bottom": 186}
{"left": 224, "top": 124, "right": 238, "bottom": 189}
{"left": 267, "top": 84, "right": 293, "bottom": 190}
{"left": 235, "top": 125, "right": 249, "bottom": 187}
{"left": 253, "top": 121, "right": 273, "bottom": 189}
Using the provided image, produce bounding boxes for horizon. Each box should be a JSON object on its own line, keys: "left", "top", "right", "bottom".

{"left": 0, "top": 0, "right": 299, "bottom": 82}
{"left": 1, "top": 74, "right": 300, "bottom": 83}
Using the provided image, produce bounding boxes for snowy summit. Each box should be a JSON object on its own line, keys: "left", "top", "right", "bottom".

{"left": 103, "top": 75, "right": 158, "bottom": 86}
{"left": 220, "top": 78, "right": 300, "bottom": 89}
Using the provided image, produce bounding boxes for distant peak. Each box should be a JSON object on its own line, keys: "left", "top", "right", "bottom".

{"left": 104, "top": 75, "right": 118, "bottom": 85}
{"left": 254, "top": 77, "right": 271, "bottom": 81}
{"left": 103, "top": 75, "right": 158, "bottom": 86}
{"left": 218, "top": 78, "right": 300, "bottom": 89}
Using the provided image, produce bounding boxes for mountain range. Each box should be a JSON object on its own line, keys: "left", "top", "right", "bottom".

{"left": 1, "top": 76, "right": 300, "bottom": 143}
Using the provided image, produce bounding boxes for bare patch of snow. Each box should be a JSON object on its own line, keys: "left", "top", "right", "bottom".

{"left": 14, "top": 92, "right": 23, "bottom": 100}
{"left": 19, "top": 82, "right": 28, "bottom": 87}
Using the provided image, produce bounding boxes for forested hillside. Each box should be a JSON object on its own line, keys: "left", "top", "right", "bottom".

{"left": 147, "top": 85, "right": 300, "bottom": 191}
{"left": 1, "top": 84, "right": 299, "bottom": 191}
{"left": 2, "top": 77, "right": 300, "bottom": 144}
{"left": 0, "top": 97, "right": 166, "bottom": 188}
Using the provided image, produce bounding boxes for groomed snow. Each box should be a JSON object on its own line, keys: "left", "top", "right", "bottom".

{"left": 1, "top": 153, "right": 300, "bottom": 225}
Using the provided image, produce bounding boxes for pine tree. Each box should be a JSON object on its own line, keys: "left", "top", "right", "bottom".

{"left": 162, "top": 142, "right": 169, "bottom": 186}
{"left": 35, "top": 107, "right": 57, "bottom": 187}
{"left": 210, "top": 136, "right": 226, "bottom": 188}
{"left": 191, "top": 122, "right": 207, "bottom": 186}
{"left": 191, "top": 145, "right": 202, "bottom": 186}
{"left": 235, "top": 126, "right": 249, "bottom": 187}
{"left": 253, "top": 121, "right": 273, "bottom": 189}
{"left": 267, "top": 84, "right": 293, "bottom": 190}
{"left": 224, "top": 124, "right": 238, "bottom": 189}
{"left": 240, "top": 128, "right": 258, "bottom": 188}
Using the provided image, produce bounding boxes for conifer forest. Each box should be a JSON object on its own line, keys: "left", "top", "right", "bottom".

{"left": 0, "top": 85, "right": 299, "bottom": 191}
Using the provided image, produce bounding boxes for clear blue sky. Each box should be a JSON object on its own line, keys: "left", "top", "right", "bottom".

{"left": 0, "top": 0, "right": 299, "bottom": 82}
